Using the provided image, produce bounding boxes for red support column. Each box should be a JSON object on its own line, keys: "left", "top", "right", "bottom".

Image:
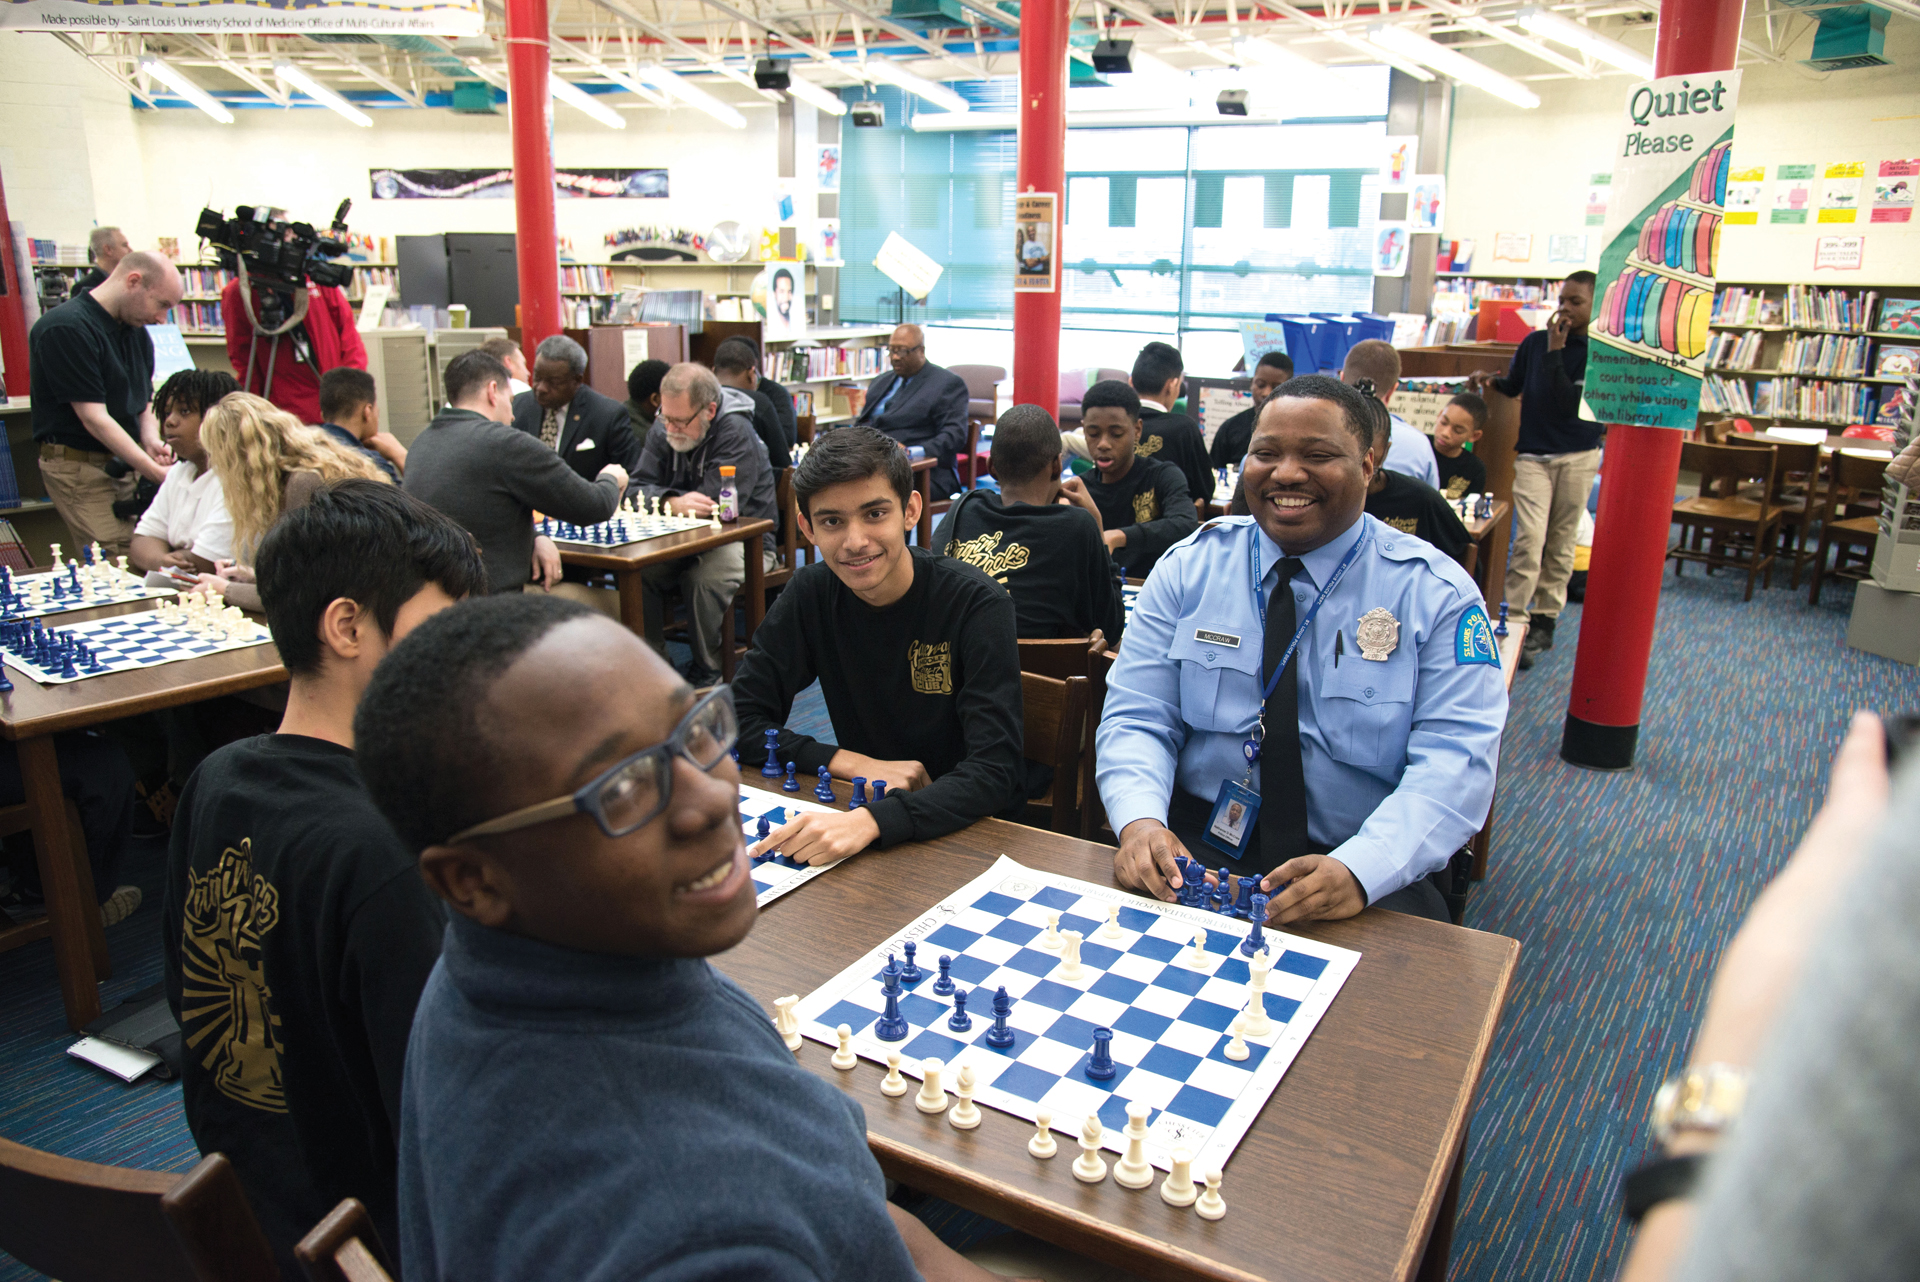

{"left": 1012, "top": 0, "right": 1068, "bottom": 417}
{"left": 505, "top": 0, "right": 563, "bottom": 351}
{"left": 1561, "top": 0, "right": 1745, "bottom": 770}
{"left": 0, "top": 169, "right": 30, "bottom": 398}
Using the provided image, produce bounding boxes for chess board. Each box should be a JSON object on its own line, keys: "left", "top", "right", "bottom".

{"left": 543, "top": 513, "right": 711, "bottom": 548}
{"left": 3, "top": 567, "right": 178, "bottom": 621}
{"left": 0, "top": 611, "right": 273, "bottom": 686}
{"left": 1122, "top": 583, "right": 1140, "bottom": 619}
{"left": 795, "top": 855, "right": 1359, "bottom": 1175}
{"left": 739, "top": 787, "right": 846, "bottom": 909}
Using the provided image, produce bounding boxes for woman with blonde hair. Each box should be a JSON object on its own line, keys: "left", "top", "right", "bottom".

{"left": 192, "top": 391, "right": 392, "bottom": 609}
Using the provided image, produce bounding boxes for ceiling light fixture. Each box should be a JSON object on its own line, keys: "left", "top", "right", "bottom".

{"left": 273, "top": 60, "right": 374, "bottom": 127}
{"left": 1231, "top": 36, "right": 1345, "bottom": 91}
{"left": 1516, "top": 6, "right": 1656, "bottom": 77}
{"left": 862, "top": 58, "right": 971, "bottom": 113}
{"left": 637, "top": 62, "right": 750, "bottom": 129}
{"left": 1365, "top": 25, "right": 1542, "bottom": 107}
{"left": 785, "top": 74, "right": 849, "bottom": 116}
{"left": 139, "top": 56, "right": 235, "bottom": 124}
{"left": 1325, "top": 31, "right": 1436, "bottom": 82}
{"left": 549, "top": 73, "right": 627, "bottom": 129}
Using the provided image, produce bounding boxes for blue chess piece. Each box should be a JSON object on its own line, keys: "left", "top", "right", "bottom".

{"left": 760, "top": 728, "right": 783, "bottom": 777}
{"left": 874, "top": 955, "right": 909, "bottom": 1041}
{"left": 984, "top": 986, "right": 1015, "bottom": 1048}
{"left": 848, "top": 777, "right": 867, "bottom": 810}
{"left": 57, "top": 647, "right": 77, "bottom": 679}
{"left": 1233, "top": 875, "right": 1256, "bottom": 918}
{"left": 932, "top": 954, "right": 954, "bottom": 996}
{"left": 1085, "top": 1027, "right": 1116, "bottom": 1081}
{"left": 755, "top": 815, "right": 771, "bottom": 843}
{"left": 901, "top": 941, "right": 923, "bottom": 984}
{"left": 1495, "top": 602, "right": 1510, "bottom": 638}
{"left": 67, "top": 563, "right": 79, "bottom": 593}
{"left": 782, "top": 761, "right": 800, "bottom": 792}
{"left": 947, "top": 988, "right": 972, "bottom": 1032}
{"left": 1212, "top": 867, "right": 1233, "bottom": 913}
{"left": 872, "top": 780, "right": 887, "bottom": 801}
{"left": 814, "top": 766, "right": 835, "bottom": 803}
{"left": 1240, "top": 894, "right": 1269, "bottom": 957}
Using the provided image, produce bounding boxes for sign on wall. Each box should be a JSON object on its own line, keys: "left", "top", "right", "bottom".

{"left": 1, "top": 0, "right": 481, "bottom": 33}
{"left": 369, "top": 168, "right": 668, "bottom": 200}
{"left": 1586, "top": 70, "right": 1742, "bottom": 431}
{"left": 1012, "top": 193, "right": 1058, "bottom": 294}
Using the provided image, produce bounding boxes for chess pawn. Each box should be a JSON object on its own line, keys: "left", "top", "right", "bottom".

{"left": 116, "top": 556, "right": 130, "bottom": 575}
{"left": 1028, "top": 1109, "right": 1057, "bottom": 1159}
{"left": 48, "top": 544, "right": 61, "bottom": 568}
{"left": 1114, "top": 1100, "right": 1154, "bottom": 1189}
{"left": 1099, "top": 903, "right": 1123, "bottom": 940}
{"left": 915, "top": 1057, "right": 948, "bottom": 1115}
{"left": 948, "top": 1064, "right": 981, "bottom": 1130}
{"left": 1073, "top": 1117, "right": 1108, "bottom": 1183}
{"left": 882, "top": 1051, "right": 908, "bottom": 1097}
{"left": 1224, "top": 1010, "right": 1250, "bottom": 1061}
{"left": 1160, "top": 1147, "right": 1198, "bottom": 1207}
{"left": 832, "top": 1023, "right": 858, "bottom": 1070}
{"left": 1037, "top": 910, "right": 1063, "bottom": 951}
{"left": 1195, "top": 1169, "right": 1226, "bottom": 1221}
{"left": 1185, "top": 928, "right": 1210, "bottom": 969}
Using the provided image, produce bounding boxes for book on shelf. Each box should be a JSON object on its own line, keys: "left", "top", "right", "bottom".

{"left": 1705, "top": 330, "right": 1763, "bottom": 370}
{"left": 1711, "top": 287, "right": 1782, "bottom": 327}
{"left": 1779, "top": 332, "right": 1868, "bottom": 377}
{"left": 1783, "top": 284, "right": 1878, "bottom": 333}
{"left": 1876, "top": 347, "right": 1920, "bottom": 378}
{"left": 1873, "top": 382, "right": 1914, "bottom": 429}
{"left": 1880, "top": 299, "right": 1920, "bottom": 337}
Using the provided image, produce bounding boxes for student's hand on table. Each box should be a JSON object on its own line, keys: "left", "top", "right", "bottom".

{"left": 1546, "top": 309, "right": 1572, "bottom": 351}
{"left": 1057, "top": 476, "right": 1101, "bottom": 527}
{"left": 212, "top": 559, "right": 255, "bottom": 584}
{"left": 530, "top": 535, "right": 562, "bottom": 590}
{"left": 1260, "top": 854, "right": 1368, "bottom": 924}
{"left": 189, "top": 573, "right": 231, "bottom": 598}
{"left": 1101, "top": 528, "right": 1128, "bottom": 553}
{"left": 672, "top": 491, "right": 717, "bottom": 517}
{"left": 829, "top": 751, "right": 931, "bottom": 792}
{"left": 748, "top": 807, "right": 880, "bottom": 867}
{"left": 156, "top": 549, "right": 199, "bottom": 573}
{"left": 1114, "top": 819, "right": 1191, "bottom": 903}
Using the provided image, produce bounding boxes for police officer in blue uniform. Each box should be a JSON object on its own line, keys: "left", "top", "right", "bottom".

{"left": 1096, "top": 375, "right": 1507, "bottom": 923}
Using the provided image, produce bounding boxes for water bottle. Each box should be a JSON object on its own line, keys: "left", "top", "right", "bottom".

{"left": 716, "top": 465, "right": 738, "bottom": 522}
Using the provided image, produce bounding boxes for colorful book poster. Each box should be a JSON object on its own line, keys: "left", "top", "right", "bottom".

{"left": 1724, "top": 166, "right": 1765, "bottom": 224}
{"left": 1409, "top": 176, "right": 1446, "bottom": 232}
{"left": 1237, "top": 321, "right": 1291, "bottom": 372}
{"left": 1873, "top": 159, "right": 1917, "bottom": 224}
{"left": 1818, "top": 161, "right": 1865, "bottom": 223}
{"left": 1380, "top": 136, "right": 1417, "bottom": 192}
{"left": 1586, "top": 71, "right": 1741, "bottom": 430}
{"left": 1585, "top": 173, "right": 1611, "bottom": 226}
{"left": 1012, "top": 192, "right": 1058, "bottom": 294}
{"left": 1771, "top": 163, "right": 1814, "bottom": 224}
{"left": 1373, "top": 222, "right": 1409, "bottom": 277}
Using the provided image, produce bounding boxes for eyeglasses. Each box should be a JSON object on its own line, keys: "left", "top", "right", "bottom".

{"left": 886, "top": 345, "right": 924, "bottom": 357}
{"left": 662, "top": 407, "right": 709, "bottom": 432}
{"left": 444, "top": 687, "right": 738, "bottom": 844}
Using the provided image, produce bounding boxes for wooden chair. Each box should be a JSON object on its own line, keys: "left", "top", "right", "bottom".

{"left": 0, "top": 798, "right": 111, "bottom": 978}
{"left": 1018, "top": 671, "right": 1091, "bottom": 836}
{"left": 723, "top": 467, "right": 808, "bottom": 669}
{"left": 0, "top": 519, "right": 36, "bottom": 573}
{"left": 948, "top": 364, "right": 1005, "bottom": 489}
{"left": 1017, "top": 639, "right": 1119, "bottom": 844}
{"left": 295, "top": 1199, "right": 396, "bottom": 1282}
{"left": 1807, "top": 450, "right": 1888, "bottom": 605}
{"left": 0, "top": 1139, "right": 277, "bottom": 1282}
{"left": 1668, "top": 441, "right": 1785, "bottom": 601}
{"left": 1751, "top": 440, "right": 1823, "bottom": 588}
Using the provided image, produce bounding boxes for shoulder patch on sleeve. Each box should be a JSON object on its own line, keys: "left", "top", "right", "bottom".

{"left": 1455, "top": 605, "right": 1501, "bottom": 667}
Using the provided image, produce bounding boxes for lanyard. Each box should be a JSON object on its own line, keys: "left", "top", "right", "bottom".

{"left": 1250, "top": 522, "right": 1368, "bottom": 706}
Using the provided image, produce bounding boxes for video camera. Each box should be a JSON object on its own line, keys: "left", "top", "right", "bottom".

{"left": 196, "top": 199, "right": 356, "bottom": 294}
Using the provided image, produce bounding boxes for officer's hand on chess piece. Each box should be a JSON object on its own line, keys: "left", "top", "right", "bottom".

{"left": 750, "top": 808, "right": 880, "bottom": 867}
{"left": 529, "top": 535, "right": 563, "bottom": 590}
{"left": 1057, "top": 476, "right": 1102, "bottom": 529}
{"left": 829, "top": 750, "right": 930, "bottom": 792}
{"left": 1260, "top": 854, "right": 1367, "bottom": 924}
{"left": 598, "top": 463, "right": 630, "bottom": 494}
{"left": 672, "top": 491, "right": 717, "bottom": 517}
{"left": 1114, "top": 819, "right": 1191, "bottom": 903}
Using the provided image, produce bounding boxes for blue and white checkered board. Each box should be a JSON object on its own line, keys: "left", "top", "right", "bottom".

{"left": 3, "top": 568, "right": 178, "bottom": 621}
{"left": 1121, "top": 583, "right": 1140, "bottom": 619}
{"left": 796, "top": 855, "right": 1359, "bottom": 1176}
{"left": 1, "top": 611, "right": 272, "bottom": 686}
{"left": 545, "top": 513, "right": 710, "bottom": 548}
{"left": 740, "top": 788, "right": 846, "bottom": 909}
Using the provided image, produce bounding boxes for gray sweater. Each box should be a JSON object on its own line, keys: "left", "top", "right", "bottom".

{"left": 633, "top": 386, "right": 778, "bottom": 555}
{"left": 404, "top": 407, "right": 621, "bottom": 593}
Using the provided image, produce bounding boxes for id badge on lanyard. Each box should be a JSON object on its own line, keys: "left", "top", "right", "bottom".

{"left": 1203, "top": 526, "right": 1368, "bottom": 859}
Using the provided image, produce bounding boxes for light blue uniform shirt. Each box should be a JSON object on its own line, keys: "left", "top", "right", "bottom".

{"left": 1096, "top": 512, "right": 1507, "bottom": 901}
{"left": 1382, "top": 414, "right": 1440, "bottom": 488}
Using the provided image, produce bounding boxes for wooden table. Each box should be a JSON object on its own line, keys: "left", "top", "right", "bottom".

{"left": 0, "top": 592, "right": 289, "bottom": 1029}
{"left": 555, "top": 518, "right": 775, "bottom": 682}
{"left": 1463, "top": 499, "right": 1512, "bottom": 614}
{"left": 722, "top": 777, "right": 1519, "bottom": 1282}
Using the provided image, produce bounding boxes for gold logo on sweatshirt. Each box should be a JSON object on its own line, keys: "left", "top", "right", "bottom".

{"left": 1133, "top": 491, "right": 1159, "bottom": 523}
{"left": 179, "top": 839, "right": 286, "bottom": 1113}
{"left": 1135, "top": 435, "right": 1165, "bottom": 458}
{"left": 946, "top": 531, "right": 1031, "bottom": 586}
{"left": 1443, "top": 475, "right": 1472, "bottom": 500}
{"left": 909, "top": 640, "right": 953, "bottom": 695}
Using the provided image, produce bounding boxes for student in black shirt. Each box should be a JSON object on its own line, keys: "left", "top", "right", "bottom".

{"left": 317, "top": 367, "right": 406, "bottom": 481}
{"left": 1358, "top": 395, "right": 1470, "bottom": 565}
{"left": 1079, "top": 379, "right": 1198, "bottom": 579}
{"left": 1130, "top": 340, "right": 1215, "bottom": 502}
{"left": 932, "top": 404, "right": 1124, "bottom": 646}
{"left": 1432, "top": 392, "right": 1489, "bottom": 501}
{"left": 625, "top": 357, "right": 669, "bottom": 453}
{"left": 1208, "top": 350, "right": 1295, "bottom": 469}
{"left": 162, "top": 480, "right": 487, "bottom": 1273}
{"left": 712, "top": 338, "right": 793, "bottom": 468}
{"left": 733, "top": 426, "right": 1025, "bottom": 865}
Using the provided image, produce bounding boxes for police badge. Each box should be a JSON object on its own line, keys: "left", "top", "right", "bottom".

{"left": 1355, "top": 607, "right": 1400, "bottom": 661}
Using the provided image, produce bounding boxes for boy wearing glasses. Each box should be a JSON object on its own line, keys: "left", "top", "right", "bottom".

{"left": 161, "top": 481, "right": 487, "bottom": 1274}
{"left": 854, "top": 323, "right": 972, "bottom": 499}
{"left": 354, "top": 597, "right": 1012, "bottom": 1282}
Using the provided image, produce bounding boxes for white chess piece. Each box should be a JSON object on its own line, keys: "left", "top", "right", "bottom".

{"left": 1195, "top": 1169, "right": 1226, "bottom": 1220}
{"left": 773, "top": 994, "right": 802, "bottom": 1051}
{"left": 1224, "top": 1010, "right": 1250, "bottom": 1061}
{"left": 1099, "top": 903, "right": 1123, "bottom": 940}
{"left": 116, "top": 555, "right": 130, "bottom": 575}
{"left": 1186, "top": 928, "right": 1210, "bottom": 969}
{"left": 1072, "top": 1116, "right": 1107, "bottom": 1183}
{"left": 48, "top": 543, "right": 61, "bottom": 568}
{"left": 1243, "top": 951, "right": 1275, "bottom": 1037}
{"left": 1114, "top": 1100, "right": 1154, "bottom": 1188}
{"left": 915, "top": 1057, "right": 948, "bottom": 1115}
{"left": 1037, "top": 910, "right": 1063, "bottom": 952}
{"left": 1160, "top": 1147, "right": 1197, "bottom": 1207}
{"left": 709, "top": 512, "right": 722, "bottom": 529}
{"left": 949, "top": 1064, "right": 980, "bottom": 1130}
{"left": 832, "top": 1022, "right": 858, "bottom": 1070}
{"left": 1028, "top": 1109, "right": 1057, "bottom": 1159}
{"left": 1054, "top": 930, "right": 1087, "bottom": 982}
{"left": 882, "top": 1051, "right": 908, "bottom": 1097}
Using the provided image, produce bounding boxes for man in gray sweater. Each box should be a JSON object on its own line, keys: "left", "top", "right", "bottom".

{"left": 405, "top": 350, "right": 628, "bottom": 595}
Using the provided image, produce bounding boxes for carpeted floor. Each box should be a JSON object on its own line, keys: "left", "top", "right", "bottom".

{"left": 0, "top": 568, "right": 1913, "bottom": 1281}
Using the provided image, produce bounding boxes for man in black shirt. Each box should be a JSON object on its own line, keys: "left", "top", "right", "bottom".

{"left": 1432, "top": 392, "right": 1488, "bottom": 502}
{"left": 28, "top": 251, "right": 181, "bottom": 556}
{"left": 1080, "top": 380, "right": 1198, "bottom": 579}
{"left": 511, "top": 334, "right": 644, "bottom": 483}
{"left": 932, "top": 404, "right": 1124, "bottom": 646}
{"left": 1208, "top": 349, "right": 1294, "bottom": 470}
{"left": 317, "top": 367, "right": 406, "bottom": 481}
{"left": 1359, "top": 397, "right": 1470, "bottom": 565}
{"left": 1131, "top": 340, "right": 1215, "bottom": 503}
{"left": 625, "top": 357, "right": 669, "bottom": 452}
{"left": 733, "top": 426, "right": 1024, "bottom": 865}
{"left": 713, "top": 338, "right": 793, "bottom": 468}
{"left": 162, "top": 480, "right": 486, "bottom": 1274}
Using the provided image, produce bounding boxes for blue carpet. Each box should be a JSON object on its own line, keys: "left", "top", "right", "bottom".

{"left": 1, "top": 569, "right": 1913, "bottom": 1281}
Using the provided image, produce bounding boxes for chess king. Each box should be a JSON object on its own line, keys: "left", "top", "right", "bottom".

{"left": 1096, "top": 374, "right": 1508, "bottom": 926}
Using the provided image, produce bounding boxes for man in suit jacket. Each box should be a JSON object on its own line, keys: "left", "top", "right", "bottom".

{"left": 854, "top": 323, "right": 970, "bottom": 499}
{"left": 512, "top": 334, "right": 644, "bottom": 483}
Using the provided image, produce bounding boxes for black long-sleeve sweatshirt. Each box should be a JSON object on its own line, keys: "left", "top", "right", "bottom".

{"left": 931, "top": 489, "right": 1126, "bottom": 645}
{"left": 732, "top": 549, "right": 1025, "bottom": 847}
{"left": 1139, "top": 406, "right": 1217, "bottom": 501}
{"left": 1491, "top": 329, "right": 1603, "bottom": 456}
{"left": 1084, "top": 455, "right": 1198, "bottom": 579}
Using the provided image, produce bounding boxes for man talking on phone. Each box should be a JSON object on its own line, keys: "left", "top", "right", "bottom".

{"left": 1468, "top": 270, "right": 1601, "bottom": 671}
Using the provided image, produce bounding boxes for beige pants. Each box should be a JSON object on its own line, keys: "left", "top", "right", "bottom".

{"left": 39, "top": 453, "right": 135, "bottom": 561}
{"left": 1505, "top": 448, "right": 1601, "bottom": 621}
{"left": 640, "top": 542, "right": 779, "bottom": 674}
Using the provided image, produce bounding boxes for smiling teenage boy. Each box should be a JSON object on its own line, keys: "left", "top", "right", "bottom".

{"left": 1078, "top": 379, "right": 1199, "bottom": 579}
{"left": 731, "top": 425, "right": 1025, "bottom": 865}
{"left": 353, "top": 596, "right": 1021, "bottom": 1282}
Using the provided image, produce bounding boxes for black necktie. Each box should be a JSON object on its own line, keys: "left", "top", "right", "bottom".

{"left": 1259, "top": 557, "right": 1311, "bottom": 866}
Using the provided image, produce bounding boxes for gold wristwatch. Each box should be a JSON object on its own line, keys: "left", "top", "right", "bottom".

{"left": 1650, "top": 1062, "right": 1749, "bottom": 1145}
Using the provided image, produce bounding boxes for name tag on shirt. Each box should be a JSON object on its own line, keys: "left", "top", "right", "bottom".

{"left": 1194, "top": 629, "right": 1240, "bottom": 647}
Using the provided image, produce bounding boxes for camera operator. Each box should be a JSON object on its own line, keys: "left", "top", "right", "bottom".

{"left": 28, "top": 251, "right": 180, "bottom": 557}
{"left": 221, "top": 270, "right": 365, "bottom": 426}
